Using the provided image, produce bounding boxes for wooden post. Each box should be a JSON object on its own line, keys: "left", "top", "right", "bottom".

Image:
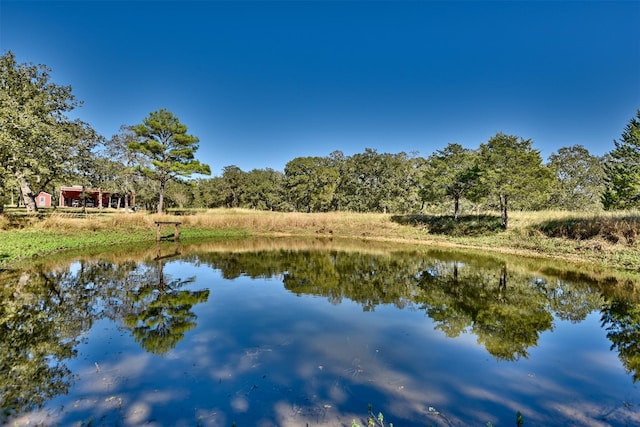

{"left": 155, "top": 221, "right": 181, "bottom": 241}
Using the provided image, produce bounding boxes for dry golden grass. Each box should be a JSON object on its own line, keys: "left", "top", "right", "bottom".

{"left": 509, "top": 209, "right": 640, "bottom": 227}
{"left": 22, "top": 209, "right": 396, "bottom": 239}
{"left": 162, "top": 208, "right": 403, "bottom": 237}
{"left": 22, "top": 208, "right": 640, "bottom": 243}
{"left": 526, "top": 210, "right": 640, "bottom": 244}
{"left": 0, "top": 214, "right": 9, "bottom": 230}
{"left": 33, "top": 211, "right": 156, "bottom": 231}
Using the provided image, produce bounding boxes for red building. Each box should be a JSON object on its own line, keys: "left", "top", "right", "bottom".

{"left": 58, "top": 186, "right": 136, "bottom": 208}
{"left": 36, "top": 192, "right": 52, "bottom": 208}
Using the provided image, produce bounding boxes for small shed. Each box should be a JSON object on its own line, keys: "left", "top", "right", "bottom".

{"left": 36, "top": 192, "right": 52, "bottom": 208}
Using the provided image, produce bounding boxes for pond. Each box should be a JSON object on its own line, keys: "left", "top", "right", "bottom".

{"left": 1, "top": 237, "right": 639, "bottom": 426}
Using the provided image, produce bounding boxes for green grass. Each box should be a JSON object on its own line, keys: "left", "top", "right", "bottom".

{"left": 0, "top": 223, "right": 248, "bottom": 270}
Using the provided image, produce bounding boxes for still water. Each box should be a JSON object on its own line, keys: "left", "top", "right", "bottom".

{"left": 1, "top": 238, "right": 639, "bottom": 426}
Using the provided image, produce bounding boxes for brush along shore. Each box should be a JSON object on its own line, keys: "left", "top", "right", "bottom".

{"left": 0, "top": 208, "right": 638, "bottom": 274}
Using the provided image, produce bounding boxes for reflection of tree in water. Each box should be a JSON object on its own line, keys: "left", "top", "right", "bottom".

{"left": 535, "top": 276, "right": 605, "bottom": 323}
{"left": 195, "top": 249, "right": 617, "bottom": 362}
{"left": 122, "top": 259, "right": 209, "bottom": 355}
{"left": 194, "top": 249, "right": 431, "bottom": 310}
{"left": 415, "top": 261, "right": 555, "bottom": 360}
{"left": 601, "top": 297, "right": 640, "bottom": 382}
{"left": 0, "top": 255, "right": 210, "bottom": 419}
{"left": 0, "top": 264, "right": 100, "bottom": 417}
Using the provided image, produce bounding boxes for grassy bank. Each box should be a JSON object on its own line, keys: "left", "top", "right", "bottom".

{"left": 0, "top": 208, "right": 638, "bottom": 273}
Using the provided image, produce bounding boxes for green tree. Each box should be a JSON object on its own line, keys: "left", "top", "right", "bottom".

{"left": 339, "top": 149, "right": 423, "bottom": 214}
{"left": 220, "top": 165, "right": 246, "bottom": 208}
{"left": 478, "top": 133, "right": 553, "bottom": 229}
{"left": 377, "top": 151, "right": 423, "bottom": 214}
{"left": 103, "top": 125, "right": 149, "bottom": 209}
{"left": 326, "top": 150, "right": 348, "bottom": 211}
{"left": 164, "top": 179, "right": 193, "bottom": 209}
{"left": 547, "top": 145, "right": 605, "bottom": 211}
{"left": 602, "top": 110, "right": 640, "bottom": 210}
{"left": 243, "top": 168, "right": 285, "bottom": 210}
{"left": 190, "top": 176, "right": 225, "bottom": 208}
{"left": 284, "top": 156, "right": 339, "bottom": 212}
{"left": 422, "top": 143, "right": 479, "bottom": 220}
{"left": 0, "top": 51, "right": 99, "bottom": 212}
{"left": 339, "top": 149, "right": 381, "bottom": 212}
{"left": 129, "top": 109, "right": 211, "bottom": 214}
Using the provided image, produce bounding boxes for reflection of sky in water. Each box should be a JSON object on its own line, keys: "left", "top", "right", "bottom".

{"left": 9, "top": 258, "right": 640, "bottom": 427}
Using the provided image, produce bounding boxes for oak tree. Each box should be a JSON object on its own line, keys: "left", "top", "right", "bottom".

{"left": 284, "top": 156, "right": 339, "bottom": 212}
{"left": 0, "top": 51, "right": 99, "bottom": 211}
{"left": 422, "top": 143, "right": 480, "bottom": 220}
{"left": 547, "top": 145, "right": 605, "bottom": 211}
{"left": 478, "top": 133, "right": 553, "bottom": 229}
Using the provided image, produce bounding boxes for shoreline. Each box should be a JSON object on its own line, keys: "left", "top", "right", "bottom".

{"left": 0, "top": 208, "right": 638, "bottom": 277}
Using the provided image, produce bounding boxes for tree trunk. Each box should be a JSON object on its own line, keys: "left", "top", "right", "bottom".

{"left": 0, "top": 177, "right": 4, "bottom": 213}
{"left": 500, "top": 194, "right": 508, "bottom": 229}
{"left": 158, "top": 180, "right": 165, "bottom": 214}
{"left": 15, "top": 170, "right": 38, "bottom": 212}
{"left": 454, "top": 196, "right": 460, "bottom": 221}
{"left": 124, "top": 176, "right": 131, "bottom": 209}
{"left": 498, "top": 264, "right": 507, "bottom": 302}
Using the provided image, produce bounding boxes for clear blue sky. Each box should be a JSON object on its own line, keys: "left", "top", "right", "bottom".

{"left": 2, "top": 1, "right": 639, "bottom": 175}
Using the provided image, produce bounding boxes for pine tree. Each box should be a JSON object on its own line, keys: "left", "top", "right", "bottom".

{"left": 129, "top": 109, "right": 211, "bottom": 214}
{"left": 602, "top": 110, "right": 640, "bottom": 210}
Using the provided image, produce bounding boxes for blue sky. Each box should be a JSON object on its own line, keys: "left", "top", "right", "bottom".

{"left": 2, "top": 1, "right": 639, "bottom": 175}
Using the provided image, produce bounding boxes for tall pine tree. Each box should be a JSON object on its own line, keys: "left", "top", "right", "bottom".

{"left": 129, "top": 109, "right": 211, "bottom": 214}
{"left": 602, "top": 110, "right": 640, "bottom": 210}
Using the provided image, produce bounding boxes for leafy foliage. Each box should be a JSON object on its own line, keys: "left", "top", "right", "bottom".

{"left": 602, "top": 110, "right": 640, "bottom": 210}
{"left": 284, "top": 156, "right": 339, "bottom": 212}
{"left": 421, "top": 143, "right": 480, "bottom": 219}
{"left": 547, "top": 145, "right": 605, "bottom": 211}
{"left": 478, "top": 133, "right": 554, "bottom": 228}
{"left": 0, "top": 51, "right": 99, "bottom": 211}
{"left": 338, "top": 149, "right": 423, "bottom": 214}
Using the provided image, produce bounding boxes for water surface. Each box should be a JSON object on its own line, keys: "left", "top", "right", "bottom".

{"left": 1, "top": 238, "right": 639, "bottom": 426}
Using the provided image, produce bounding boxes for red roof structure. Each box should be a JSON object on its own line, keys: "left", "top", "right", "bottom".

{"left": 58, "top": 186, "right": 135, "bottom": 208}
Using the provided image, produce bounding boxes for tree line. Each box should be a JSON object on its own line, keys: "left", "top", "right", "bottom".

{"left": 2, "top": 51, "right": 639, "bottom": 227}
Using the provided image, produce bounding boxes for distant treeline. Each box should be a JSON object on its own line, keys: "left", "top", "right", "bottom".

{"left": 2, "top": 51, "right": 639, "bottom": 226}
